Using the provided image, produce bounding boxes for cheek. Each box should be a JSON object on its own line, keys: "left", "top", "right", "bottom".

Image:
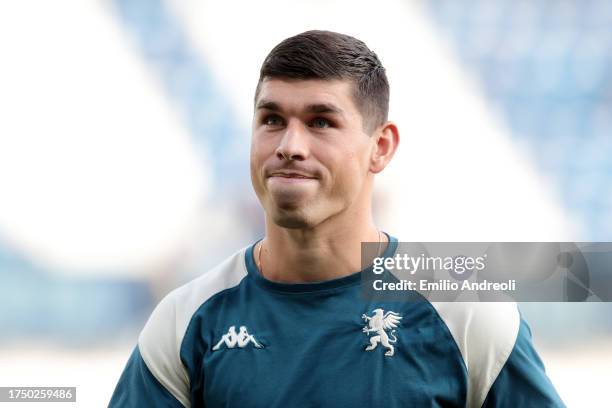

{"left": 250, "top": 137, "right": 267, "bottom": 188}
{"left": 345, "top": 143, "right": 371, "bottom": 174}
{"left": 324, "top": 147, "right": 369, "bottom": 195}
{"left": 250, "top": 133, "right": 271, "bottom": 166}
{"left": 251, "top": 132, "right": 279, "bottom": 161}
{"left": 250, "top": 133, "right": 262, "bottom": 158}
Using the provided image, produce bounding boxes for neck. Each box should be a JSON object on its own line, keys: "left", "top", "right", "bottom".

{"left": 257, "top": 206, "right": 387, "bottom": 283}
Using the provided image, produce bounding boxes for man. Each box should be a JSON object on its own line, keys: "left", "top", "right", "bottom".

{"left": 109, "top": 30, "right": 565, "bottom": 407}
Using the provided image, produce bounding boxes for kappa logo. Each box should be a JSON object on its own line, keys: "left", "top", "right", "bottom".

{"left": 362, "top": 308, "right": 403, "bottom": 357}
{"left": 212, "top": 325, "right": 264, "bottom": 351}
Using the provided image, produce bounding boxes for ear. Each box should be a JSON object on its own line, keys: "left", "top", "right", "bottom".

{"left": 370, "top": 121, "right": 399, "bottom": 174}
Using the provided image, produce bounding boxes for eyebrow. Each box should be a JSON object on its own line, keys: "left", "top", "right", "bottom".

{"left": 256, "top": 99, "right": 344, "bottom": 116}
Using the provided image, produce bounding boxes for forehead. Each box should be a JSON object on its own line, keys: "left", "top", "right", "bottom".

{"left": 255, "top": 78, "right": 358, "bottom": 113}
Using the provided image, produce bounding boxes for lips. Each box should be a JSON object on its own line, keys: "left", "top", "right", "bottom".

{"left": 267, "top": 171, "right": 317, "bottom": 179}
{"left": 269, "top": 172, "right": 316, "bottom": 179}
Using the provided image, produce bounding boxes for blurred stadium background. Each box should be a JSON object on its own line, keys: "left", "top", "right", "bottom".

{"left": 0, "top": 0, "right": 610, "bottom": 406}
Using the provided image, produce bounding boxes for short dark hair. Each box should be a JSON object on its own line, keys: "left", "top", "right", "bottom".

{"left": 255, "top": 30, "right": 389, "bottom": 133}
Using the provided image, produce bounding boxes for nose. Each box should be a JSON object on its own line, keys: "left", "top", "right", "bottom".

{"left": 276, "top": 120, "right": 308, "bottom": 161}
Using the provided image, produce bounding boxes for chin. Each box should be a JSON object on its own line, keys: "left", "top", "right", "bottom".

{"left": 270, "top": 209, "right": 314, "bottom": 229}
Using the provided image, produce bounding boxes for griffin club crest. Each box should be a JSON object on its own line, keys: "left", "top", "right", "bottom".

{"left": 362, "top": 308, "right": 402, "bottom": 357}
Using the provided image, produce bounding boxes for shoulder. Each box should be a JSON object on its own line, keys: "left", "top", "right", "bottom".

{"left": 137, "top": 246, "right": 250, "bottom": 406}
{"left": 430, "top": 301, "right": 520, "bottom": 408}
{"left": 386, "top": 235, "right": 522, "bottom": 407}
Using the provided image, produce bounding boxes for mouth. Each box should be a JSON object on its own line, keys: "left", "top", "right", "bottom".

{"left": 266, "top": 171, "right": 318, "bottom": 186}
{"left": 267, "top": 172, "right": 317, "bottom": 180}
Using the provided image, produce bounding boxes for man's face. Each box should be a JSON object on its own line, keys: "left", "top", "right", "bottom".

{"left": 250, "top": 78, "right": 375, "bottom": 229}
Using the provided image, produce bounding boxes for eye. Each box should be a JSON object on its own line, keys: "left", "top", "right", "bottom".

{"left": 263, "top": 114, "right": 284, "bottom": 126}
{"left": 310, "top": 117, "right": 331, "bottom": 129}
